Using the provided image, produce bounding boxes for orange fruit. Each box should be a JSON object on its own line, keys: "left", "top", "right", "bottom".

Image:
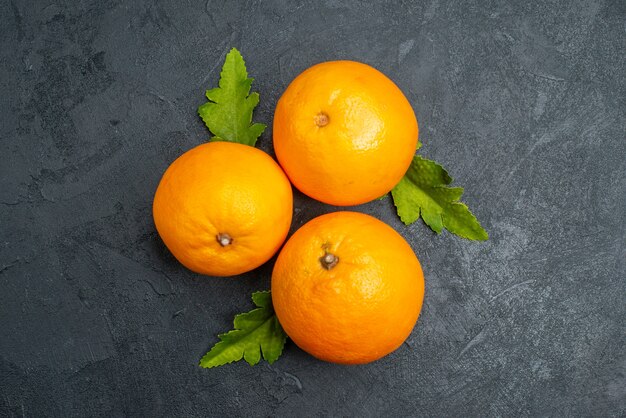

{"left": 153, "top": 142, "right": 293, "bottom": 277}
{"left": 273, "top": 60, "right": 418, "bottom": 206}
{"left": 271, "top": 211, "right": 424, "bottom": 364}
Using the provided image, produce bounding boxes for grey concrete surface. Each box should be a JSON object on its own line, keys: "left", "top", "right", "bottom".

{"left": 1, "top": 0, "right": 625, "bottom": 416}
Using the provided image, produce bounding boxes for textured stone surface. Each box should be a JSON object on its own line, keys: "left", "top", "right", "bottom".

{"left": 1, "top": 0, "right": 625, "bottom": 416}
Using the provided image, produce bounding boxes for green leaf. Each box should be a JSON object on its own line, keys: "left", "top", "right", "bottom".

{"left": 391, "top": 155, "right": 488, "bottom": 241}
{"left": 199, "top": 291, "right": 288, "bottom": 368}
{"left": 198, "top": 48, "right": 266, "bottom": 146}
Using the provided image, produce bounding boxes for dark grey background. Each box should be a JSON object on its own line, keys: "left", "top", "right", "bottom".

{"left": 1, "top": 0, "right": 624, "bottom": 416}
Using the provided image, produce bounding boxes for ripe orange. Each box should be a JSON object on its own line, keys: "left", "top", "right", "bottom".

{"left": 153, "top": 142, "right": 293, "bottom": 277}
{"left": 271, "top": 211, "right": 424, "bottom": 364}
{"left": 273, "top": 60, "right": 418, "bottom": 206}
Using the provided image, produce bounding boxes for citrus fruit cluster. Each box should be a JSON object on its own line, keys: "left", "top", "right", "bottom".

{"left": 153, "top": 52, "right": 424, "bottom": 365}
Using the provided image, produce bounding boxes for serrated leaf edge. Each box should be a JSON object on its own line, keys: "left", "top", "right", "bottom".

{"left": 197, "top": 47, "right": 266, "bottom": 146}
{"left": 199, "top": 291, "right": 287, "bottom": 369}
{"left": 392, "top": 155, "right": 488, "bottom": 241}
